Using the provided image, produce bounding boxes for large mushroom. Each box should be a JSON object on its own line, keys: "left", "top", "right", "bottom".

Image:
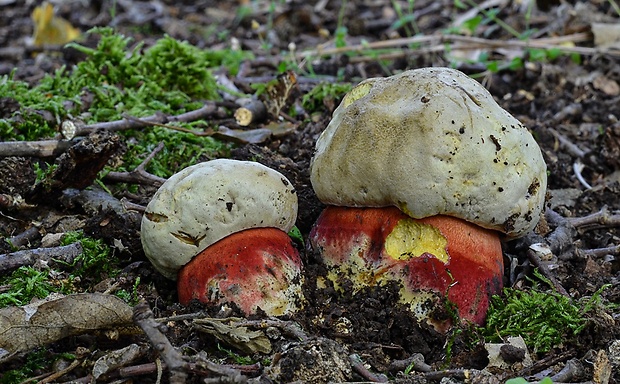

{"left": 141, "top": 159, "right": 303, "bottom": 316}
{"left": 309, "top": 67, "right": 547, "bottom": 327}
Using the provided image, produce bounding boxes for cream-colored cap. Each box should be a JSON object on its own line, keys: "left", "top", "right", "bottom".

{"left": 310, "top": 67, "right": 546, "bottom": 239}
{"left": 141, "top": 159, "right": 298, "bottom": 279}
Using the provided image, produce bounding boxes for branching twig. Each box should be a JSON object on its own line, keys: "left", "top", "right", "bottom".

{"left": 580, "top": 244, "right": 620, "bottom": 258}
{"left": 104, "top": 142, "right": 167, "bottom": 187}
{"left": 568, "top": 206, "right": 620, "bottom": 230}
{"left": 133, "top": 301, "right": 188, "bottom": 384}
{"left": 544, "top": 209, "right": 577, "bottom": 257}
{"left": 62, "top": 102, "right": 218, "bottom": 139}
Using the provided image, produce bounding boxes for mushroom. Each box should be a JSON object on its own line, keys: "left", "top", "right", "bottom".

{"left": 141, "top": 159, "right": 303, "bottom": 316}
{"left": 309, "top": 67, "right": 547, "bottom": 327}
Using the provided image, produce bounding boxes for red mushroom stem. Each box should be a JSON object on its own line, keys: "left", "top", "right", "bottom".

{"left": 309, "top": 206, "right": 503, "bottom": 327}
{"left": 178, "top": 227, "right": 303, "bottom": 316}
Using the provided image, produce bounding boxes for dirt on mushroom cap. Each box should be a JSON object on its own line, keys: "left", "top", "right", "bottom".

{"left": 310, "top": 67, "right": 547, "bottom": 239}
{"left": 141, "top": 159, "right": 298, "bottom": 280}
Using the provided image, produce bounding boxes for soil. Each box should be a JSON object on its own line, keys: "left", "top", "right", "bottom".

{"left": 1, "top": 0, "right": 620, "bottom": 383}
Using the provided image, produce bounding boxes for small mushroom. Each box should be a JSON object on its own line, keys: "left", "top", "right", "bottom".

{"left": 309, "top": 67, "right": 547, "bottom": 327}
{"left": 141, "top": 159, "right": 303, "bottom": 316}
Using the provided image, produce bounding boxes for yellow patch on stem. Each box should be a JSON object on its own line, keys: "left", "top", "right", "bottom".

{"left": 385, "top": 219, "right": 449, "bottom": 264}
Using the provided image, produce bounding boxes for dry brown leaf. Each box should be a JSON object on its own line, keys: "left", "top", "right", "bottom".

{"left": 92, "top": 343, "right": 146, "bottom": 380}
{"left": 214, "top": 126, "right": 273, "bottom": 144}
{"left": 193, "top": 317, "right": 272, "bottom": 354}
{"left": 0, "top": 293, "right": 133, "bottom": 360}
{"left": 261, "top": 71, "right": 298, "bottom": 118}
{"left": 593, "top": 349, "right": 612, "bottom": 384}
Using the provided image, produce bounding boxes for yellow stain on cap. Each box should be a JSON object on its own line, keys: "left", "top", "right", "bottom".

{"left": 341, "top": 82, "right": 373, "bottom": 108}
{"left": 385, "top": 219, "right": 449, "bottom": 264}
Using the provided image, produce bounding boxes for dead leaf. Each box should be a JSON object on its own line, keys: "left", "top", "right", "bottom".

{"left": 263, "top": 121, "right": 298, "bottom": 137}
{"left": 193, "top": 317, "right": 272, "bottom": 354}
{"left": 593, "top": 349, "right": 612, "bottom": 384}
{"left": 92, "top": 344, "right": 146, "bottom": 380}
{"left": 592, "top": 23, "right": 620, "bottom": 49}
{"left": 31, "top": 2, "right": 80, "bottom": 47}
{"left": 261, "top": 71, "right": 298, "bottom": 118}
{"left": 214, "top": 126, "right": 273, "bottom": 144}
{"left": 593, "top": 75, "right": 620, "bottom": 96}
{"left": 0, "top": 293, "right": 133, "bottom": 360}
{"left": 485, "top": 336, "right": 532, "bottom": 369}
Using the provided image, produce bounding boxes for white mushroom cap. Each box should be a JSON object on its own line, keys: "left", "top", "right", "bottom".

{"left": 141, "top": 159, "right": 298, "bottom": 279}
{"left": 310, "top": 67, "right": 547, "bottom": 239}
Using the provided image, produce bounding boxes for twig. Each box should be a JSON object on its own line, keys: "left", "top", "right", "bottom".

{"left": 0, "top": 140, "right": 74, "bottom": 158}
{"left": 104, "top": 142, "right": 167, "bottom": 187}
{"left": 133, "top": 300, "right": 188, "bottom": 384}
{"left": 197, "top": 359, "right": 249, "bottom": 384}
{"left": 238, "top": 317, "right": 309, "bottom": 341}
{"left": 0, "top": 242, "right": 83, "bottom": 273}
{"left": 7, "top": 226, "right": 41, "bottom": 248}
{"left": 387, "top": 353, "right": 431, "bottom": 373}
{"left": 568, "top": 206, "right": 620, "bottom": 230}
{"left": 116, "top": 361, "right": 261, "bottom": 380}
{"left": 551, "top": 104, "right": 583, "bottom": 125}
{"left": 296, "top": 32, "right": 617, "bottom": 59}
{"left": 581, "top": 244, "right": 620, "bottom": 258}
{"left": 544, "top": 209, "right": 577, "bottom": 258}
{"left": 37, "top": 359, "right": 81, "bottom": 383}
{"left": 122, "top": 114, "right": 216, "bottom": 136}
{"left": 121, "top": 198, "right": 147, "bottom": 213}
{"left": 349, "top": 354, "right": 388, "bottom": 383}
{"left": 423, "top": 368, "right": 471, "bottom": 380}
{"left": 526, "top": 246, "right": 569, "bottom": 297}
{"left": 573, "top": 161, "right": 592, "bottom": 190}
{"left": 550, "top": 358, "right": 585, "bottom": 383}
{"left": 515, "top": 350, "right": 576, "bottom": 379}
{"left": 62, "top": 102, "right": 218, "bottom": 139}
{"left": 549, "top": 128, "right": 587, "bottom": 158}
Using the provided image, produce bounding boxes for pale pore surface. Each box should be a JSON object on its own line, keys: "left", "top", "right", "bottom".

{"left": 141, "top": 159, "right": 298, "bottom": 279}
{"left": 310, "top": 67, "right": 547, "bottom": 239}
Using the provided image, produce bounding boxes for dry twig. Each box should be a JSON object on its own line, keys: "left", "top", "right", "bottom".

{"left": 297, "top": 32, "right": 616, "bottom": 61}
{"left": 62, "top": 103, "right": 219, "bottom": 139}
{"left": 349, "top": 354, "right": 388, "bottom": 383}
{"left": 133, "top": 301, "right": 189, "bottom": 384}
{"left": 568, "top": 206, "right": 620, "bottom": 230}
{"left": 0, "top": 242, "right": 83, "bottom": 273}
{"left": 104, "top": 142, "right": 167, "bottom": 187}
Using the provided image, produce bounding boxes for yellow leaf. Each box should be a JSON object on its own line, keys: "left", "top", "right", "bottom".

{"left": 31, "top": 2, "right": 80, "bottom": 46}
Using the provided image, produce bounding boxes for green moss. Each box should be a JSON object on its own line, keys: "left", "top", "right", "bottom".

{"left": 60, "top": 231, "right": 118, "bottom": 278}
{"left": 302, "top": 82, "right": 353, "bottom": 112}
{"left": 0, "top": 267, "right": 56, "bottom": 308}
{"left": 480, "top": 275, "right": 609, "bottom": 353}
{"left": 0, "top": 349, "right": 52, "bottom": 383}
{"left": 1, "top": 27, "right": 250, "bottom": 144}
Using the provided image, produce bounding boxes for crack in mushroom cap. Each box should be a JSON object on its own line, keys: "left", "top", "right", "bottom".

{"left": 310, "top": 67, "right": 547, "bottom": 239}
{"left": 141, "top": 159, "right": 298, "bottom": 280}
